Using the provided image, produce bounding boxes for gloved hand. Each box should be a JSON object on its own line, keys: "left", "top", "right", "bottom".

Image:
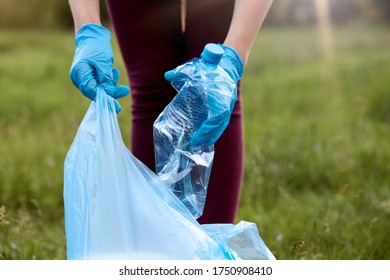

{"left": 217, "top": 44, "right": 244, "bottom": 112}
{"left": 164, "top": 44, "right": 244, "bottom": 146}
{"left": 70, "top": 24, "right": 130, "bottom": 113}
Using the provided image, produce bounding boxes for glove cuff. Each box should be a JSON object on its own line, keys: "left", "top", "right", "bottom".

{"left": 218, "top": 44, "right": 244, "bottom": 81}
{"left": 75, "top": 24, "right": 112, "bottom": 45}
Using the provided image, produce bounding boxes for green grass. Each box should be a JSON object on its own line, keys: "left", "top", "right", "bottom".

{"left": 0, "top": 24, "right": 389, "bottom": 260}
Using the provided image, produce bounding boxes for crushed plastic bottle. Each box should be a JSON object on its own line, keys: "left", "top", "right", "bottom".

{"left": 153, "top": 43, "right": 236, "bottom": 218}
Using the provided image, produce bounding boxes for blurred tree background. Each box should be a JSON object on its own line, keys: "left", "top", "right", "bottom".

{"left": 0, "top": 0, "right": 389, "bottom": 30}
{"left": 266, "top": 0, "right": 390, "bottom": 26}
{"left": 0, "top": 0, "right": 108, "bottom": 30}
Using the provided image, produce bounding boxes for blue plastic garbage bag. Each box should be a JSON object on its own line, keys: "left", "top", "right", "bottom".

{"left": 202, "top": 221, "right": 276, "bottom": 260}
{"left": 63, "top": 87, "right": 275, "bottom": 260}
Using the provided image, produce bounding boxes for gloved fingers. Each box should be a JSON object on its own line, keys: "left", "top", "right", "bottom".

{"left": 164, "top": 69, "right": 177, "bottom": 82}
{"left": 164, "top": 62, "right": 196, "bottom": 84}
{"left": 98, "top": 85, "right": 122, "bottom": 114}
{"left": 190, "top": 111, "right": 230, "bottom": 146}
{"left": 111, "top": 68, "right": 130, "bottom": 99}
{"left": 70, "top": 62, "right": 98, "bottom": 100}
{"left": 96, "top": 64, "right": 116, "bottom": 95}
{"left": 205, "top": 91, "right": 232, "bottom": 117}
{"left": 100, "top": 68, "right": 130, "bottom": 99}
{"left": 102, "top": 81, "right": 130, "bottom": 99}
{"left": 113, "top": 99, "right": 122, "bottom": 114}
{"left": 164, "top": 60, "right": 198, "bottom": 92}
{"left": 165, "top": 70, "right": 194, "bottom": 92}
{"left": 112, "top": 85, "right": 130, "bottom": 99}
{"left": 190, "top": 123, "right": 220, "bottom": 146}
{"left": 112, "top": 68, "right": 120, "bottom": 84}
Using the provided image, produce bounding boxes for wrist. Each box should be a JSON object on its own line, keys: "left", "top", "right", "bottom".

{"left": 72, "top": 8, "right": 101, "bottom": 34}
{"left": 75, "top": 24, "right": 111, "bottom": 44}
{"left": 222, "top": 40, "right": 248, "bottom": 66}
{"left": 218, "top": 44, "right": 244, "bottom": 80}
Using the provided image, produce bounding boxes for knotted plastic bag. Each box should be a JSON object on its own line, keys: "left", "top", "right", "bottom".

{"left": 63, "top": 87, "right": 275, "bottom": 260}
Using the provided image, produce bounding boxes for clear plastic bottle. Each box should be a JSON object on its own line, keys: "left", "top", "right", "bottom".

{"left": 153, "top": 43, "right": 234, "bottom": 218}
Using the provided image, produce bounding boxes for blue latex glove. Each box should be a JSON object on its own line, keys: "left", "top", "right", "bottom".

{"left": 217, "top": 44, "right": 244, "bottom": 111}
{"left": 218, "top": 45, "right": 244, "bottom": 81}
{"left": 70, "top": 24, "right": 130, "bottom": 113}
{"left": 164, "top": 44, "right": 244, "bottom": 146}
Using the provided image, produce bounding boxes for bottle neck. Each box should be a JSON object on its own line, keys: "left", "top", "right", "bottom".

{"left": 199, "top": 58, "right": 218, "bottom": 70}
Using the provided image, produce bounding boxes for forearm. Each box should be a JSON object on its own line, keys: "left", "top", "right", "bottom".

{"left": 223, "top": 0, "right": 273, "bottom": 66}
{"left": 68, "top": 0, "right": 101, "bottom": 33}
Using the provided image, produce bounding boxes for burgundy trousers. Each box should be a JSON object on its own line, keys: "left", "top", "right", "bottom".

{"left": 106, "top": 0, "right": 243, "bottom": 224}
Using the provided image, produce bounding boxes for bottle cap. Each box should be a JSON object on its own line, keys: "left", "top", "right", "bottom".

{"left": 201, "top": 43, "right": 224, "bottom": 64}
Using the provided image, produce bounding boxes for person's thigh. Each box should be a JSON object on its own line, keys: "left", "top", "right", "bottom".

{"left": 186, "top": 0, "right": 244, "bottom": 224}
{"left": 106, "top": 0, "right": 184, "bottom": 170}
{"left": 185, "top": 0, "right": 235, "bottom": 58}
{"left": 107, "top": 0, "right": 244, "bottom": 223}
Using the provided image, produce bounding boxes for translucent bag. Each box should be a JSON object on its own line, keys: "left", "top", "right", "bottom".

{"left": 63, "top": 87, "right": 275, "bottom": 260}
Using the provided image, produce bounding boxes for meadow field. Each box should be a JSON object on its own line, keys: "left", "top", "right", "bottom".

{"left": 0, "top": 23, "right": 389, "bottom": 260}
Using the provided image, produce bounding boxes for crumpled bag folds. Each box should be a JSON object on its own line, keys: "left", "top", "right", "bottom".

{"left": 63, "top": 87, "right": 275, "bottom": 260}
